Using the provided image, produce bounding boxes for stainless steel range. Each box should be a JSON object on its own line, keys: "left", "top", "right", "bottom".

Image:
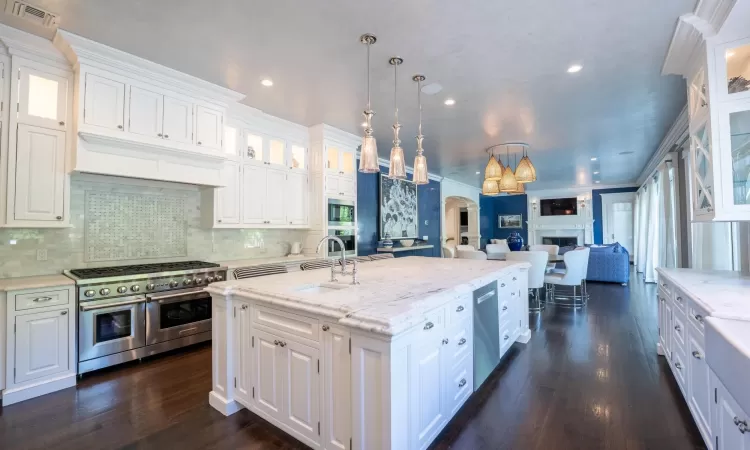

{"left": 64, "top": 261, "right": 227, "bottom": 374}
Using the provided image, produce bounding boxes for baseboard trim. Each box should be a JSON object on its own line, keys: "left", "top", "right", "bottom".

{"left": 517, "top": 329, "right": 532, "bottom": 344}
{"left": 2, "top": 373, "right": 77, "bottom": 406}
{"left": 208, "top": 390, "right": 244, "bottom": 416}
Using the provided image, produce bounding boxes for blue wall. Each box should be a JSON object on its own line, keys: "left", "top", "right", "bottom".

{"left": 356, "top": 163, "right": 442, "bottom": 257}
{"left": 479, "top": 194, "right": 528, "bottom": 248}
{"left": 591, "top": 187, "right": 638, "bottom": 244}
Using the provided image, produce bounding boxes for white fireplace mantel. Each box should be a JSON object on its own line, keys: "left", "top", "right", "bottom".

{"left": 526, "top": 191, "right": 595, "bottom": 245}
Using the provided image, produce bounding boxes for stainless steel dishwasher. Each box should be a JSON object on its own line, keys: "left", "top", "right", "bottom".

{"left": 473, "top": 280, "right": 500, "bottom": 390}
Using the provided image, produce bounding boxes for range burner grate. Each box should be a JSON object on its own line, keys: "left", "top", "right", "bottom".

{"left": 68, "top": 261, "right": 220, "bottom": 279}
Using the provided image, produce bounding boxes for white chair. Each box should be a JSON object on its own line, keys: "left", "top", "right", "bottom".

{"left": 486, "top": 240, "right": 511, "bottom": 260}
{"left": 442, "top": 245, "right": 456, "bottom": 258}
{"left": 456, "top": 249, "right": 488, "bottom": 260}
{"left": 456, "top": 244, "right": 476, "bottom": 252}
{"left": 530, "top": 244, "right": 559, "bottom": 273}
{"left": 544, "top": 247, "right": 590, "bottom": 309}
{"left": 506, "top": 251, "right": 548, "bottom": 312}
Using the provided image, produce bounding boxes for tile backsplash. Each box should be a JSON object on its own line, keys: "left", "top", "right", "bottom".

{"left": 0, "top": 174, "right": 308, "bottom": 278}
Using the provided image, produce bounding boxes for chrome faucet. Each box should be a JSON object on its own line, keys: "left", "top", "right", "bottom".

{"left": 316, "top": 236, "right": 347, "bottom": 282}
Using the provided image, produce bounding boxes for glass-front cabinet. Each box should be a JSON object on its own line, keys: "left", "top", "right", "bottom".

{"left": 325, "top": 145, "right": 356, "bottom": 178}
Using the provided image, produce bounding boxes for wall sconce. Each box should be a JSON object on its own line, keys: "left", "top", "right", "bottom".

{"left": 531, "top": 200, "right": 538, "bottom": 211}
{"left": 578, "top": 197, "right": 586, "bottom": 209}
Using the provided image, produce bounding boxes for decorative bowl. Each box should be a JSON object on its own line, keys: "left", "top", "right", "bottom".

{"left": 401, "top": 239, "right": 415, "bottom": 247}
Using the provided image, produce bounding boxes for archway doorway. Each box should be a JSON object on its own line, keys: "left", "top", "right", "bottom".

{"left": 443, "top": 196, "right": 479, "bottom": 253}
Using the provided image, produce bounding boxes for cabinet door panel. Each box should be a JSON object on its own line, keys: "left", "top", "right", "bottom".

{"left": 410, "top": 338, "right": 446, "bottom": 449}
{"left": 322, "top": 324, "right": 350, "bottom": 450}
{"left": 286, "top": 172, "right": 308, "bottom": 225}
{"left": 242, "top": 165, "right": 266, "bottom": 224}
{"left": 235, "top": 303, "right": 253, "bottom": 405}
{"left": 254, "top": 329, "right": 283, "bottom": 421}
{"left": 195, "top": 105, "right": 223, "bottom": 150}
{"left": 340, "top": 149, "right": 355, "bottom": 178}
{"left": 163, "top": 96, "right": 193, "bottom": 144}
{"left": 84, "top": 73, "right": 125, "bottom": 130}
{"left": 17, "top": 66, "right": 68, "bottom": 130}
{"left": 339, "top": 177, "right": 355, "bottom": 198}
{"left": 128, "top": 86, "right": 163, "bottom": 138}
{"left": 715, "top": 380, "right": 750, "bottom": 450}
{"left": 15, "top": 309, "right": 69, "bottom": 383}
{"left": 216, "top": 162, "right": 240, "bottom": 224}
{"left": 265, "top": 169, "right": 287, "bottom": 225}
{"left": 14, "top": 124, "right": 66, "bottom": 221}
{"left": 688, "top": 333, "right": 712, "bottom": 443}
{"left": 282, "top": 338, "right": 320, "bottom": 445}
{"left": 325, "top": 175, "right": 341, "bottom": 197}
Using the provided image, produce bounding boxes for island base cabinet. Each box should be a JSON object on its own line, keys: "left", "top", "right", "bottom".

{"left": 321, "top": 323, "right": 351, "bottom": 450}
{"left": 409, "top": 337, "right": 447, "bottom": 450}
{"left": 714, "top": 374, "right": 750, "bottom": 450}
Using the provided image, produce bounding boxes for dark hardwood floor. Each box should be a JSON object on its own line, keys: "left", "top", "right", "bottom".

{"left": 0, "top": 271, "right": 705, "bottom": 450}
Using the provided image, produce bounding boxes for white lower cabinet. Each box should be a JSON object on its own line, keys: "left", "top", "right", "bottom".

{"left": 409, "top": 335, "right": 447, "bottom": 450}
{"left": 234, "top": 302, "right": 253, "bottom": 406}
{"left": 321, "top": 323, "right": 351, "bottom": 450}
{"left": 14, "top": 308, "right": 70, "bottom": 383}
{"left": 688, "top": 330, "right": 712, "bottom": 444}
{"left": 253, "top": 328, "right": 285, "bottom": 421}
{"left": 714, "top": 374, "right": 750, "bottom": 450}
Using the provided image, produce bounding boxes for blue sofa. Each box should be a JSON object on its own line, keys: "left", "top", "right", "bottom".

{"left": 558, "top": 243, "right": 630, "bottom": 285}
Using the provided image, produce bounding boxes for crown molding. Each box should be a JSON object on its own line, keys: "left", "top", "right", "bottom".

{"left": 308, "top": 123, "right": 361, "bottom": 149}
{"left": 636, "top": 105, "right": 688, "bottom": 186}
{"left": 0, "top": 23, "right": 69, "bottom": 70}
{"left": 53, "top": 30, "right": 245, "bottom": 106}
{"left": 228, "top": 103, "right": 310, "bottom": 144}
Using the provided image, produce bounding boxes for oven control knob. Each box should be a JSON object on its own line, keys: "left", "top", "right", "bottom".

{"left": 169, "top": 280, "right": 179, "bottom": 288}
{"left": 84, "top": 289, "right": 96, "bottom": 297}
{"left": 100, "top": 288, "right": 110, "bottom": 295}
{"left": 215, "top": 275, "right": 223, "bottom": 281}
{"left": 194, "top": 277, "right": 203, "bottom": 285}
{"left": 206, "top": 277, "right": 215, "bottom": 283}
{"left": 131, "top": 285, "right": 141, "bottom": 292}
{"left": 117, "top": 286, "right": 127, "bottom": 294}
{"left": 146, "top": 283, "right": 155, "bottom": 291}
{"left": 183, "top": 279, "right": 193, "bottom": 286}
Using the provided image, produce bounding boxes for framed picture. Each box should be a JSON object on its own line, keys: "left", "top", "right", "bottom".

{"left": 499, "top": 214, "right": 523, "bottom": 229}
{"left": 380, "top": 174, "right": 418, "bottom": 239}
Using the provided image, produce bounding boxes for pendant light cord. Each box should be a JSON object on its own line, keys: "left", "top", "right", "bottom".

{"left": 417, "top": 79, "right": 422, "bottom": 137}
{"left": 366, "top": 43, "right": 371, "bottom": 111}
{"left": 394, "top": 63, "right": 398, "bottom": 124}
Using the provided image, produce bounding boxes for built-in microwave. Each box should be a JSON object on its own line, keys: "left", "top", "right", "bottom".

{"left": 328, "top": 199, "right": 355, "bottom": 227}
{"left": 327, "top": 229, "right": 356, "bottom": 257}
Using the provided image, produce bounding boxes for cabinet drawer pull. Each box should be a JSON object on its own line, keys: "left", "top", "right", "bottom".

{"left": 164, "top": 134, "right": 169, "bottom": 138}
{"left": 423, "top": 322, "right": 434, "bottom": 330}
{"left": 659, "top": 297, "right": 665, "bottom": 302}
{"left": 158, "top": 133, "right": 163, "bottom": 137}
{"left": 692, "top": 351, "right": 702, "bottom": 360}
{"left": 661, "top": 283, "right": 667, "bottom": 288}
{"left": 694, "top": 314, "right": 704, "bottom": 324}
{"left": 502, "top": 305, "right": 508, "bottom": 311}
{"left": 674, "top": 362, "right": 682, "bottom": 370}
{"left": 734, "top": 417, "right": 749, "bottom": 433}
{"left": 279, "top": 341, "right": 286, "bottom": 347}
{"left": 458, "top": 378, "right": 467, "bottom": 388}
{"left": 32, "top": 296, "right": 53, "bottom": 303}
{"left": 117, "top": 125, "right": 123, "bottom": 129}
{"left": 56, "top": 216, "right": 62, "bottom": 220}
{"left": 241, "top": 304, "right": 248, "bottom": 310}
{"left": 458, "top": 338, "right": 467, "bottom": 346}
{"left": 500, "top": 283, "right": 506, "bottom": 287}
{"left": 674, "top": 325, "right": 681, "bottom": 332}
{"left": 274, "top": 340, "right": 280, "bottom": 346}
{"left": 322, "top": 325, "right": 330, "bottom": 331}
{"left": 477, "top": 291, "right": 495, "bottom": 304}
{"left": 442, "top": 338, "right": 449, "bottom": 345}
{"left": 504, "top": 335, "right": 510, "bottom": 341}
{"left": 512, "top": 277, "right": 517, "bottom": 281}
{"left": 59, "top": 121, "right": 65, "bottom": 126}
{"left": 61, "top": 310, "right": 68, "bottom": 315}
{"left": 676, "top": 296, "right": 683, "bottom": 303}
{"left": 455, "top": 305, "right": 464, "bottom": 312}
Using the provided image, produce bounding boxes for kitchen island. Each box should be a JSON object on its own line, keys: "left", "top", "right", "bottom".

{"left": 206, "top": 256, "right": 530, "bottom": 450}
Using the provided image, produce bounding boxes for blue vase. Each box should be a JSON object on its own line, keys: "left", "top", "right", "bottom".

{"left": 507, "top": 232, "right": 524, "bottom": 251}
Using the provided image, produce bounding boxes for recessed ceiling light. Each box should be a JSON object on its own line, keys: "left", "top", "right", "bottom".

{"left": 567, "top": 64, "right": 583, "bottom": 73}
{"left": 594, "top": 180, "right": 600, "bottom": 184}
{"left": 261, "top": 78, "right": 273, "bottom": 87}
{"left": 475, "top": 171, "right": 481, "bottom": 175}
{"left": 590, "top": 157, "right": 597, "bottom": 161}
{"left": 593, "top": 171, "right": 600, "bottom": 175}
{"left": 444, "top": 98, "right": 456, "bottom": 106}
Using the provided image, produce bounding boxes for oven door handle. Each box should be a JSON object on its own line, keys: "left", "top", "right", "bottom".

{"left": 147, "top": 288, "right": 209, "bottom": 304}
{"left": 80, "top": 298, "right": 147, "bottom": 312}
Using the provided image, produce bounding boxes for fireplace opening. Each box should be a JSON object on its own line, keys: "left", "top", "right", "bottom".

{"left": 542, "top": 237, "right": 578, "bottom": 247}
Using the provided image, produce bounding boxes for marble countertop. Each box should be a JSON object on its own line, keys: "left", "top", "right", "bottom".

{"left": 656, "top": 268, "right": 750, "bottom": 321}
{"left": 212, "top": 254, "right": 324, "bottom": 270}
{"left": 207, "top": 256, "right": 530, "bottom": 336}
{"left": 0, "top": 274, "right": 75, "bottom": 292}
{"left": 705, "top": 317, "right": 750, "bottom": 415}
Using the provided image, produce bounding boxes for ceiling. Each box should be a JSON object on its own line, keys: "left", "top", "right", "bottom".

{"left": 1, "top": 0, "right": 695, "bottom": 189}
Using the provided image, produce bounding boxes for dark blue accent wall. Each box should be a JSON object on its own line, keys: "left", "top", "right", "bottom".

{"left": 479, "top": 194, "right": 528, "bottom": 248}
{"left": 592, "top": 187, "right": 638, "bottom": 244}
{"left": 356, "top": 162, "right": 442, "bottom": 257}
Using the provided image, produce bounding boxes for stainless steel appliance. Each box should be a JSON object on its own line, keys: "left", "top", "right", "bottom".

{"left": 65, "top": 261, "right": 227, "bottom": 374}
{"left": 472, "top": 281, "right": 499, "bottom": 390}
{"left": 327, "top": 199, "right": 356, "bottom": 227}
{"left": 327, "top": 228, "right": 356, "bottom": 257}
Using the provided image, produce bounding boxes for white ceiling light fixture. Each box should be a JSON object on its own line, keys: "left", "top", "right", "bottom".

{"left": 412, "top": 74, "right": 429, "bottom": 185}
{"left": 593, "top": 171, "right": 600, "bottom": 174}
{"left": 476, "top": 171, "right": 481, "bottom": 175}
{"left": 567, "top": 64, "right": 583, "bottom": 73}
{"left": 388, "top": 56, "right": 406, "bottom": 179}
{"left": 358, "top": 33, "right": 380, "bottom": 173}
{"left": 590, "top": 157, "right": 598, "bottom": 161}
{"left": 444, "top": 98, "right": 456, "bottom": 106}
{"left": 261, "top": 78, "right": 273, "bottom": 87}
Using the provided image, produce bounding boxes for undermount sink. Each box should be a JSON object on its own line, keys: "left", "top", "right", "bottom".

{"left": 294, "top": 282, "right": 351, "bottom": 294}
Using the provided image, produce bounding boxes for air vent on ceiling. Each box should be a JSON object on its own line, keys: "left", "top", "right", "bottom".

{"left": 5, "top": 1, "right": 59, "bottom": 28}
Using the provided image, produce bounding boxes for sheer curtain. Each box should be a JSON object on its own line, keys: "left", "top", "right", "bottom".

{"left": 645, "top": 176, "right": 659, "bottom": 282}
{"left": 633, "top": 191, "right": 641, "bottom": 270}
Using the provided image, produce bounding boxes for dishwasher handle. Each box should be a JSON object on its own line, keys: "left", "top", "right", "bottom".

{"left": 476, "top": 290, "right": 496, "bottom": 304}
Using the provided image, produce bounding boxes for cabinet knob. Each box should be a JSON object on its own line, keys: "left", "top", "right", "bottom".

{"left": 241, "top": 304, "right": 248, "bottom": 310}
{"left": 218, "top": 220, "right": 222, "bottom": 223}
{"left": 56, "top": 216, "right": 62, "bottom": 220}
{"left": 674, "top": 325, "right": 681, "bottom": 332}
{"left": 322, "top": 325, "right": 330, "bottom": 331}
{"left": 458, "top": 378, "right": 467, "bottom": 388}
{"left": 674, "top": 362, "right": 682, "bottom": 370}
{"left": 500, "top": 283, "right": 506, "bottom": 287}
{"left": 423, "top": 322, "right": 434, "bottom": 330}
{"left": 158, "top": 133, "right": 163, "bottom": 137}
{"left": 61, "top": 310, "right": 68, "bottom": 315}
{"left": 274, "top": 340, "right": 280, "bottom": 346}
{"left": 694, "top": 314, "right": 703, "bottom": 323}
{"left": 512, "top": 277, "right": 517, "bottom": 281}
{"left": 458, "top": 338, "right": 467, "bottom": 346}
{"left": 59, "top": 121, "right": 65, "bottom": 126}
{"left": 197, "top": 141, "right": 202, "bottom": 145}
{"left": 164, "top": 134, "right": 169, "bottom": 138}
{"left": 279, "top": 341, "right": 286, "bottom": 347}
{"left": 676, "top": 296, "right": 683, "bottom": 303}
{"left": 442, "top": 338, "right": 449, "bottom": 345}
{"left": 456, "top": 305, "right": 464, "bottom": 312}
{"left": 692, "top": 351, "right": 702, "bottom": 360}
{"left": 504, "top": 335, "right": 510, "bottom": 341}
{"left": 734, "top": 417, "right": 749, "bottom": 433}
{"left": 502, "top": 305, "right": 508, "bottom": 311}
{"left": 117, "top": 125, "right": 123, "bottom": 129}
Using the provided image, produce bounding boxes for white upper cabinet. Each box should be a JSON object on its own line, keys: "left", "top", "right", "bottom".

{"left": 162, "top": 95, "right": 193, "bottom": 144}
{"left": 268, "top": 138, "right": 286, "bottom": 168}
{"left": 244, "top": 131, "right": 264, "bottom": 164}
{"left": 195, "top": 105, "right": 223, "bottom": 150}
{"left": 216, "top": 162, "right": 241, "bottom": 225}
{"left": 290, "top": 144, "right": 307, "bottom": 172}
{"left": 242, "top": 164, "right": 266, "bottom": 224}
{"left": 13, "top": 124, "right": 66, "bottom": 222}
{"left": 16, "top": 66, "right": 69, "bottom": 130}
{"left": 265, "top": 168, "right": 287, "bottom": 225}
{"left": 325, "top": 145, "right": 356, "bottom": 178}
{"left": 286, "top": 172, "right": 308, "bottom": 226}
{"left": 83, "top": 73, "right": 125, "bottom": 131}
{"left": 128, "top": 85, "right": 163, "bottom": 138}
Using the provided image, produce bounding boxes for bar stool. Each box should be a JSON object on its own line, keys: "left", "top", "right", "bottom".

{"left": 544, "top": 247, "right": 591, "bottom": 309}
{"left": 506, "top": 251, "right": 548, "bottom": 312}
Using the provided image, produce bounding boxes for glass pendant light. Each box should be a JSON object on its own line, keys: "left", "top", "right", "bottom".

{"left": 358, "top": 34, "right": 379, "bottom": 173}
{"left": 388, "top": 57, "right": 406, "bottom": 179}
{"left": 412, "top": 74, "right": 428, "bottom": 185}
{"left": 514, "top": 144, "right": 534, "bottom": 183}
{"left": 498, "top": 144, "right": 518, "bottom": 192}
